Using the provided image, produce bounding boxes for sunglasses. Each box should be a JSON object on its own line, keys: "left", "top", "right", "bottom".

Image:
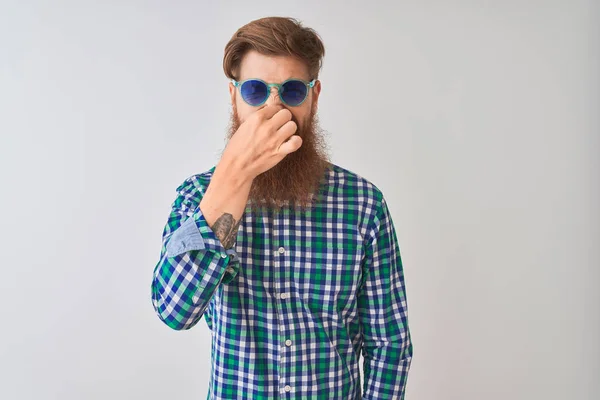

{"left": 231, "top": 78, "right": 316, "bottom": 107}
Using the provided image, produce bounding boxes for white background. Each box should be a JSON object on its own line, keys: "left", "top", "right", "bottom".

{"left": 0, "top": 1, "right": 598, "bottom": 399}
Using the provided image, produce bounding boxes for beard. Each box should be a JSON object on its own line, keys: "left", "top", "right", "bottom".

{"left": 224, "top": 105, "right": 332, "bottom": 214}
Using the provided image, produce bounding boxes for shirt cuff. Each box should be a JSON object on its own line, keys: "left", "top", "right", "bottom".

{"left": 165, "top": 205, "right": 241, "bottom": 282}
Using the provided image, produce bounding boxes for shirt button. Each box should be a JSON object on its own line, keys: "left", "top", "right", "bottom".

{"left": 278, "top": 247, "right": 285, "bottom": 254}
{"left": 285, "top": 339, "right": 292, "bottom": 346}
{"left": 280, "top": 293, "right": 288, "bottom": 299}
{"left": 220, "top": 253, "right": 227, "bottom": 258}
{"left": 284, "top": 385, "right": 291, "bottom": 392}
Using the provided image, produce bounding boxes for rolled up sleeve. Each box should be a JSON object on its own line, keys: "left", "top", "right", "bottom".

{"left": 150, "top": 176, "right": 241, "bottom": 331}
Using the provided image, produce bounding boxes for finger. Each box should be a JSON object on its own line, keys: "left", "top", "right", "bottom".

{"left": 276, "top": 120, "right": 297, "bottom": 142}
{"left": 278, "top": 134, "right": 302, "bottom": 156}
{"left": 256, "top": 103, "right": 284, "bottom": 120}
{"left": 268, "top": 108, "right": 293, "bottom": 130}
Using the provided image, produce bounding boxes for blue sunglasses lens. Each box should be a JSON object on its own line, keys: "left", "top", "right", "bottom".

{"left": 240, "top": 80, "right": 268, "bottom": 106}
{"left": 281, "top": 80, "right": 308, "bottom": 106}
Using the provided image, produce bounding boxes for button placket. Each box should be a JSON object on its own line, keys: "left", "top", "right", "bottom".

{"left": 272, "top": 215, "right": 289, "bottom": 395}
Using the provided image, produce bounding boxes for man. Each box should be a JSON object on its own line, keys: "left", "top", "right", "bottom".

{"left": 150, "top": 16, "right": 413, "bottom": 399}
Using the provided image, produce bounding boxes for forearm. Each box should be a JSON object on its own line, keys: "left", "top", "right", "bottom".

{"left": 200, "top": 159, "right": 253, "bottom": 249}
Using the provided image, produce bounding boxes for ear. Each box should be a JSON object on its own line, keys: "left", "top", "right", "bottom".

{"left": 311, "top": 79, "right": 322, "bottom": 109}
{"left": 229, "top": 81, "right": 236, "bottom": 105}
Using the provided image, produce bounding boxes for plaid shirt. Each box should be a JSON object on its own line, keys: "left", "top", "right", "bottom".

{"left": 150, "top": 162, "right": 413, "bottom": 399}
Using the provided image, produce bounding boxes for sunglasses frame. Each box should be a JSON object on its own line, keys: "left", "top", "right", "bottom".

{"left": 231, "top": 78, "right": 316, "bottom": 107}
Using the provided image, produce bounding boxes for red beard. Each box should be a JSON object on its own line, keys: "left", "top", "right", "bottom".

{"left": 223, "top": 106, "right": 332, "bottom": 213}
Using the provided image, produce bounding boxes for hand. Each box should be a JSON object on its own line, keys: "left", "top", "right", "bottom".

{"left": 220, "top": 104, "right": 302, "bottom": 181}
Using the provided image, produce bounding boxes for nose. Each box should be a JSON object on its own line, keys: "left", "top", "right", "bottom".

{"left": 265, "top": 85, "right": 283, "bottom": 106}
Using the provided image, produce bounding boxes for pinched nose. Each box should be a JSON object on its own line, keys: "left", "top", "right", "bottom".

{"left": 265, "top": 86, "right": 283, "bottom": 106}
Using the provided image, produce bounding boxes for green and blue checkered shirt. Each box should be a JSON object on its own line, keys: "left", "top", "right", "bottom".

{"left": 150, "top": 162, "right": 413, "bottom": 399}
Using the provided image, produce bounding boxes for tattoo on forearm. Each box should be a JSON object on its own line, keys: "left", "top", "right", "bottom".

{"left": 212, "top": 213, "right": 241, "bottom": 249}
